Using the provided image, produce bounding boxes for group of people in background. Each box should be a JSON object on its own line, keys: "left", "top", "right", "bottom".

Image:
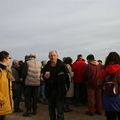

{"left": 0, "top": 50, "right": 120, "bottom": 120}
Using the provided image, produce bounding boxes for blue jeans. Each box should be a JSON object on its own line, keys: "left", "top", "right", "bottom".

{"left": 0, "top": 116, "right": 6, "bottom": 120}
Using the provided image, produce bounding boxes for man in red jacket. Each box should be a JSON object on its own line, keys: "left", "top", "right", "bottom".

{"left": 72, "top": 54, "right": 86, "bottom": 106}
{"left": 84, "top": 54, "right": 102, "bottom": 116}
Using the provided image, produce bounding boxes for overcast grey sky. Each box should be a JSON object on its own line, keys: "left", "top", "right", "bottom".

{"left": 0, "top": 0, "right": 120, "bottom": 62}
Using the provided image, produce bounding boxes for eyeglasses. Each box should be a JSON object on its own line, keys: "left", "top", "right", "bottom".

{"left": 6, "top": 57, "right": 12, "bottom": 60}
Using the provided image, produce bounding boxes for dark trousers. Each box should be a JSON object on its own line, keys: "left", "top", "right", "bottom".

{"left": 0, "top": 116, "right": 6, "bottom": 120}
{"left": 48, "top": 97, "right": 64, "bottom": 120}
{"left": 13, "top": 88, "right": 22, "bottom": 111}
{"left": 24, "top": 86, "right": 39, "bottom": 113}
{"left": 64, "top": 97, "right": 71, "bottom": 109}
{"left": 105, "top": 111, "right": 120, "bottom": 120}
{"left": 74, "top": 82, "right": 87, "bottom": 105}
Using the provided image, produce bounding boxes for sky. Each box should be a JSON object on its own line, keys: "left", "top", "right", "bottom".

{"left": 0, "top": 0, "right": 120, "bottom": 62}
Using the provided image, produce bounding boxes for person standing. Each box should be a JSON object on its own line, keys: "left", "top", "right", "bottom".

{"left": 84, "top": 54, "right": 102, "bottom": 116}
{"left": 72, "top": 54, "right": 86, "bottom": 106}
{"left": 11, "top": 60, "right": 23, "bottom": 112}
{"left": 22, "top": 53, "right": 41, "bottom": 116}
{"left": 0, "top": 51, "right": 13, "bottom": 120}
{"left": 64, "top": 57, "right": 74, "bottom": 112}
{"left": 98, "top": 52, "right": 120, "bottom": 120}
{"left": 42, "top": 50, "right": 70, "bottom": 120}
{"left": 38, "top": 60, "right": 48, "bottom": 104}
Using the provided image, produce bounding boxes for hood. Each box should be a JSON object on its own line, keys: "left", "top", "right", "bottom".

{"left": 90, "top": 60, "right": 99, "bottom": 66}
{"left": 105, "top": 64, "right": 120, "bottom": 74}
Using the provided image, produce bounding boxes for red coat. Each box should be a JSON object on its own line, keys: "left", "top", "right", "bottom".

{"left": 72, "top": 59, "right": 86, "bottom": 83}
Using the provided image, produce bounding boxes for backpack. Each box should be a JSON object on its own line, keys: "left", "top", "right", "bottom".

{"left": 103, "top": 73, "right": 120, "bottom": 96}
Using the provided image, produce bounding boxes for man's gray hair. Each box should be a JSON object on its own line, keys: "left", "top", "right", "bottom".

{"left": 49, "top": 50, "right": 58, "bottom": 57}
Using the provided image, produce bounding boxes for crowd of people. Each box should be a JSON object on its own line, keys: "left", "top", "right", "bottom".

{"left": 0, "top": 50, "right": 120, "bottom": 120}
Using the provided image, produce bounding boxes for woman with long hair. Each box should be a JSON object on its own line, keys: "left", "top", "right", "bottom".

{"left": 98, "top": 52, "right": 120, "bottom": 120}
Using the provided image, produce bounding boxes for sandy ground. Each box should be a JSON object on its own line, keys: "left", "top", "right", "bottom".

{"left": 7, "top": 102, "right": 106, "bottom": 120}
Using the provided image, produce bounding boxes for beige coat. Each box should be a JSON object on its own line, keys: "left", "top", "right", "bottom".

{"left": 25, "top": 58, "right": 41, "bottom": 86}
{"left": 66, "top": 64, "right": 74, "bottom": 97}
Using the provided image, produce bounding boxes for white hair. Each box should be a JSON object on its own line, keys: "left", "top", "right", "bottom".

{"left": 48, "top": 50, "right": 58, "bottom": 57}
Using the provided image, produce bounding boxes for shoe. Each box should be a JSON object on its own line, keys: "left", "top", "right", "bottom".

{"left": 37, "top": 99, "right": 42, "bottom": 103}
{"left": 64, "top": 108, "right": 73, "bottom": 112}
{"left": 85, "top": 111, "right": 94, "bottom": 116}
{"left": 95, "top": 111, "right": 102, "bottom": 115}
{"left": 74, "top": 103, "right": 81, "bottom": 107}
{"left": 23, "top": 112, "right": 31, "bottom": 117}
{"left": 14, "top": 109, "right": 23, "bottom": 113}
{"left": 42, "top": 99, "right": 48, "bottom": 104}
{"left": 31, "top": 111, "right": 37, "bottom": 115}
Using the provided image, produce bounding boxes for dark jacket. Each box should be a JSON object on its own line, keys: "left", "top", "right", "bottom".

{"left": 11, "top": 66, "right": 22, "bottom": 90}
{"left": 42, "top": 59, "right": 70, "bottom": 99}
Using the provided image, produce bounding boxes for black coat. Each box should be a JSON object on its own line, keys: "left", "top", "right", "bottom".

{"left": 42, "top": 59, "right": 70, "bottom": 99}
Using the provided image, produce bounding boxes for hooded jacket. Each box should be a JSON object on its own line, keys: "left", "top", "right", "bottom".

{"left": 99, "top": 64, "right": 120, "bottom": 78}
{"left": 0, "top": 63, "right": 13, "bottom": 115}
{"left": 98, "top": 64, "right": 120, "bottom": 111}
{"left": 84, "top": 60, "right": 102, "bottom": 88}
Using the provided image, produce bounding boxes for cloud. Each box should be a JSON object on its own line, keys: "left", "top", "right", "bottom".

{"left": 0, "top": 0, "right": 120, "bottom": 61}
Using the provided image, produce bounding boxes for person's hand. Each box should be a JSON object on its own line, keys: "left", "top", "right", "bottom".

{"left": 44, "top": 72, "right": 50, "bottom": 79}
{"left": 20, "top": 78, "right": 23, "bottom": 81}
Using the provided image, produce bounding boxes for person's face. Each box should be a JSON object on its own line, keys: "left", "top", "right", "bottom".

{"left": 98, "top": 62, "right": 102, "bottom": 65}
{"left": 14, "top": 62, "right": 20, "bottom": 68}
{"left": 4, "top": 56, "right": 11, "bottom": 66}
{"left": 49, "top": 51, "right": 58, "bottom": 63}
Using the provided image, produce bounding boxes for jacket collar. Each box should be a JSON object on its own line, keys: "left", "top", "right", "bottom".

{"left": 47, "top": 59, "right": 62, "bottom": 66}
{"left": 0, "top": 62, "right": 7, "bottom": 70}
